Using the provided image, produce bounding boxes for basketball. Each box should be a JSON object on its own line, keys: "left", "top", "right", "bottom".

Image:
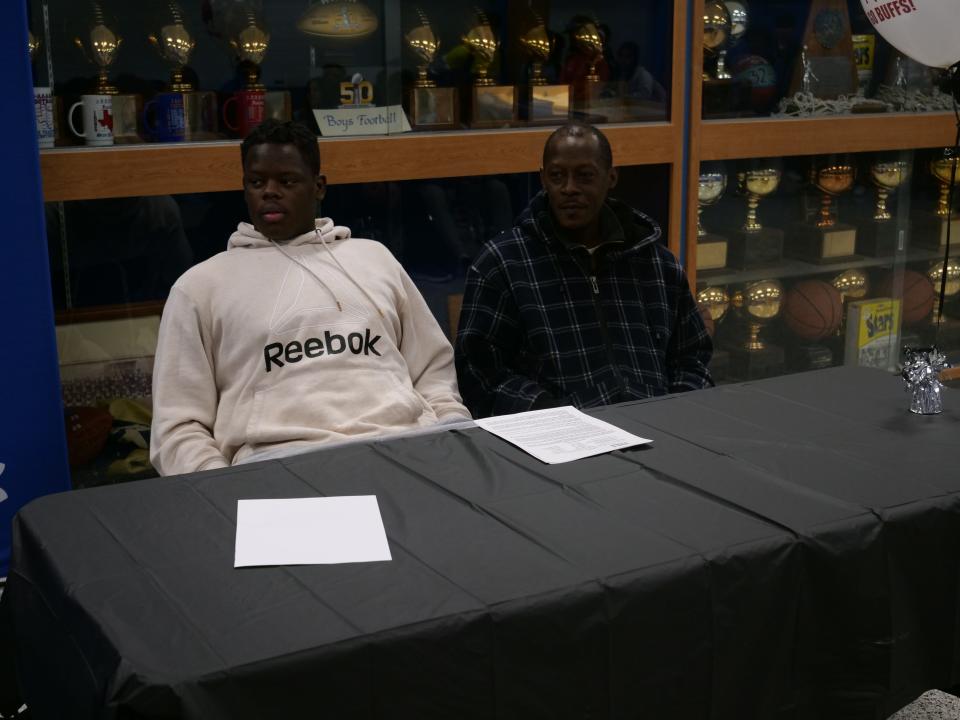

{"left": 698, "top": 302, "right": 716, "bottom": 337}
{"left": 734, "top": 55, "right": 778, "bottom": 114}
{"left": 876, "top": 269, "right": 935, "bottom": 325}
{"left": 65, "top": 406, "right": 113, "bottom": 467}
{"left": 782, "top": 279, "right": 843, "bottom": 341}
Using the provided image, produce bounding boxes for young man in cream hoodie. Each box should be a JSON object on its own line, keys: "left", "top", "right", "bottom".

{"left": 150, "top": 120, "right": 470, "bottom": 476}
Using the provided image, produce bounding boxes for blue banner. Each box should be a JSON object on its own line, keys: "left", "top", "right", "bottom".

{"left": 0, "top": 0, "right": 71, "bottom": 577}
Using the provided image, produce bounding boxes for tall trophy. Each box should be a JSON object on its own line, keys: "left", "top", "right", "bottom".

{"left": 697, "top": 167, "right": 728, "bottom": 272}
{"left": 463, "top": 9, "right": 516, "bottom": 128}
{"left": 729, "top": 165, "right": 783, "bottom": 268}
{"left": 715, "top": 1, "right": 748, "bottom": 80}
{"left": 568, "top": 18, "right": 612, "bottom": 117}
{"left": 789, "top": 0, "right": 857, "bottom": 99}
{"left": 149, "top": 1, "right": 218, "bottom": 140}
{"left": 74, "top": 3, "right": 141, "bottom": 144}
{"left": 520, "top": 15, "right": 570, "bottom": 126}
{"left": 701, "top": 0, "right": 736, "bottom": 116}
{"left": 857, "top": 159, "right": 911, "bottom": 256}
{"left": 927, "top": 258, "right": 960, "bottom": 347}
{"left": 697, "top": 286, "right": 731, "bottom": 379}
{"left": 791, "top": 157, "right": 857, "bottom": 262}
{"left": 730, "top": 279, "right": 785, "bottom": 379}
{"left": 405, "top": 9, "right": 458, "bottom": 130}
{"left": 831, "top": 267, "right": 868, "bottom": 338}
{"left": 916, "top": 150, "right": 960, "bottom": 249}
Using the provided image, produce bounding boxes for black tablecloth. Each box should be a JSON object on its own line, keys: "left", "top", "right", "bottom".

{"left": 8, "top": 367, "right": 960, "bottom": 719}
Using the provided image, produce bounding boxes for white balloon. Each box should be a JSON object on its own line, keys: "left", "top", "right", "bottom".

{"left": 859, "top": 0, "right": 960, "bottom": 68}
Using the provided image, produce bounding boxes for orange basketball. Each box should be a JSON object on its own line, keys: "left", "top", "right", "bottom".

{"left": 876, "top": 269, "right": 935, "bottom": 325}
{"left": 782, "top": 279, "right": 843, "bottom": 341}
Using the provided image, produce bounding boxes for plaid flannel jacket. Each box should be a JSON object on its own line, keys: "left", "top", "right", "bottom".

{"left": 455, "top": 192, "right": 713, "bottom": 418}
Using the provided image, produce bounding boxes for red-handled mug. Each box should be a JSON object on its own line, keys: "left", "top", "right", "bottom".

{"left": 223, "top": 89, "right": 265, "bottom": 137}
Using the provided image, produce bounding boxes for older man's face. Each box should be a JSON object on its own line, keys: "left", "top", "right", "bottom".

{"left": 540, "top": 134, "right": 617, "bottom": 233}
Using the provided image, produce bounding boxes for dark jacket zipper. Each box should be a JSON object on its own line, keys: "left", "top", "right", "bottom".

{"left": 573, "top": 251, "right": 627, "bottom": 399}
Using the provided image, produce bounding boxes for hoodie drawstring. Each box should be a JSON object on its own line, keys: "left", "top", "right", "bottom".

{"left": 315, "top": 229, "right": 385, "bottom": 318}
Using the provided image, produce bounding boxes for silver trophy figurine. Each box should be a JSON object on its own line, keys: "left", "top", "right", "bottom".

{"left": 901, "top": 347, "right": 950, "bottom": 415}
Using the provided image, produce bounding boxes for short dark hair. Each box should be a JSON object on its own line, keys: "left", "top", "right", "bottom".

{"left": 542, "top": 122, "right": 613, "bottom": 170}
{"left": 240, "top": 120, "right": 321, "bottom": 176}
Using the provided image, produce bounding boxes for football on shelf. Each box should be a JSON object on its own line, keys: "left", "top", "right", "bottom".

{"left": 297, "top": 1, "right": 379, "bottom": 39}
{"left": 65, "top": 406, "right": 113, "bottom": 467}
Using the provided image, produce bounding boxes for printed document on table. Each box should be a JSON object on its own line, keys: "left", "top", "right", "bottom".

{"left": 474, "top": 406, "right": 652, "bottom": 464}
{"left": 235, "top": 496, "right": 392, "bottom": 568}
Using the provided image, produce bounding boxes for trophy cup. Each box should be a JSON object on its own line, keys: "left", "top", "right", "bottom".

{"left": 405, "top": 9, "right": 458, "bottom": 130}
{"left": 916, "top": 151, "right": 960, "bottom": 249}
{"left": 567, "top": 18, "right": 618, "bottom": 118}
{"left": 716, "top": 1, "right": 748, "bottom": 80}
{"left": 697, "top": 286, "right": 731, "bottom": 379}
{"left": 520, "top": 16, "right": 570, "bottom": 126}
{"left": 697, "top": 168, "right": 728, "bottom": 272}
{"left": 74, "top": 3, "right": 142, "bottom": 144}
{"left": 789, "top": 0, "right": 858, "bottom": 99}
{"left": 728, "top": 166, "right": 784, "bottom": 269}
{"left": 223, "top": 11, "right": 277, "bottom": 134}
{"left": 701, "top": 0, "right": 737, "bottom": 116}
{"left": 856, "top": 159, "right": 911, "bottom": 256}
{"left": 463, "top": 10, "right": 516, "bottom": 128}
{"left": 926, "top": 258, "right": 960, "bottom": 348}
{"left": 791, "top": 157, "right": 857, "bottom": 262}
{"left": 730, "top": 279, "right": 785, "bottom": 379}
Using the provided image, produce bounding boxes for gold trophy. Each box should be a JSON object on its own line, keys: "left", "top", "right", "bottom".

{"left": 916, "top": 151, "right": 960, "bottom": 249}
{"left": 229, "top": 11, "right": 290, "bottom": 123}
{"left": 463, "top": 9, "right": 516, "bottom": 128}
{"left": 569, "top": 18, "right": 610, "bottom": 116}
{"left": 697, "top": 285, "right": 732, "bottom": 379}
{"left": 74, "top": 3, "right": 144, "bottom": 144}
{"left": 520, "top": 16, "right": 570, "bottom": 125}
{"left": 702, "top": 0, "right": 738, "bottom": 116}
{"left": 730, "top": 279, "right": 785, "bottom": 378}
{"left": 149, "top": 1, "right": 218, "bottom": 140}
{"left": 857, "top": 159, "right": 911, "bottom": 256}
{"left": 702, "top": 0, "right": 730, "bottom": 81}
{"left": 729, "top": 167, "right": 784, "bottom": 268}
{"left": 831, "top": 268, "right": 868, "bottom": 337}
{"left": 792, "top": 158, "right": 857, "bottom": 262}
{"left": 697, "top": 169, "right": 728, "bottom": 272}
{"left": 716, "top": 1, "right": 748, "bottom": 80}
{"left": 405, "top": 9, "right": 458, "bottom": 130}
{"left": 928, "top": 258, "right": 960, "bottom": 323}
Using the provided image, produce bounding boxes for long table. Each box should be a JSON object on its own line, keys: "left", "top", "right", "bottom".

{"left": 7, "top": 367, "right": 960, "bottom": 719}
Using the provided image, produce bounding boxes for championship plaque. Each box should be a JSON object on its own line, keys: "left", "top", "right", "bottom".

{"left": 915, "top": 151, "right": 960, "bottom": 250}
{"left": 790, "top": 157, "right": 857, "bottom": 263}
{"left": 149, "top": 2, "right": 218, "bottom": 140}
{"left": 789, "top": 0, "right": 858, "bottom": 100}
{"left": 857, "top": 159, "right": 911, "bottom": 256}
{"left": 728, "top": 280, "right": 785, "bottom": 379}
{"left": 75, "top": 4, "right": 143, "bottom": 144}
{"left": 520, "top": 17, "right": 570, "bottom": 126}
{"left": 405, "top": 9, "right": 458, "bottom": 131}
{"left": 697, "top": 169, "right": 728, "bottom": 272}
{"left": 463, "top": 11, "right": 516, "bottom": 129}
{"left": 728, "top": 167, "right": 784, "bottom": 269}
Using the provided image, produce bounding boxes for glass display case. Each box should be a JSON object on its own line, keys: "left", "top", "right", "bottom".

{"left": 22, "top": 0, "right": 959, "bottom": 488}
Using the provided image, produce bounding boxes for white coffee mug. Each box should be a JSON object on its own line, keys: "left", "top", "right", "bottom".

{"left": 33, "top": 87, "right": 55, "bottom": 149}
{"left": 68, "top": 94, "right": 114, "bottom": 146}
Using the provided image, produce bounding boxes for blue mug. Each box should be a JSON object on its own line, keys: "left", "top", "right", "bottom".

{"left": 143, "top": 92, "right": 186, "bottom": 142}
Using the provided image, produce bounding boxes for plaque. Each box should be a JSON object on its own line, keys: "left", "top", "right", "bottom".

{"left": 728, "top": 168, "right": 784, "bottom": 269}
{"left": 405, "top": 9, "right": 458, "bottom": 131}
{"left": 462, "top": 11, "right": 516, "bottom": 128}
{"left": 790, "top": 158, "right": 857, "bottom": 263}
{"left": 789, "top": 0, "right": 857, "bottom": 99}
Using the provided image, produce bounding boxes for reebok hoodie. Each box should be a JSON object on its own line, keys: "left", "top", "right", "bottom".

{"left": 150, "top": 218, "right": 469, "bottom": 476}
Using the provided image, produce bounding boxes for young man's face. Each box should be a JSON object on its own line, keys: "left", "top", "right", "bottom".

{"left": 540, "top": 134, "right": 618, "bottom": 235}
{"left": 243, "top": 143, "right": 326, "bottom": 242}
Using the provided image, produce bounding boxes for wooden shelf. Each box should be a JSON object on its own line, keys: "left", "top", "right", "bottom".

{"left": 39, "top": 123, "right": 678, "bottom": 203}
{"left": 700, "top": 112, "right": 957, "bottom": 162}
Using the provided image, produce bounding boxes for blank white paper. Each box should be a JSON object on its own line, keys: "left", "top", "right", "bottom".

{"left": 234, "top": 496, "right": 392, "bottom": 568}
{"left": 475, "top": 406, "right": 652, "bottom": 464}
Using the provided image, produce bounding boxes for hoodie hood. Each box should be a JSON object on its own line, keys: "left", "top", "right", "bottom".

{"left": 227, "top": 217, "right": 352, "bottom": 250}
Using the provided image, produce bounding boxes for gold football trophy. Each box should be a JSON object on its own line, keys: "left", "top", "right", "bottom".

{"left": 405, "top": 9, "right": 458, "bottom": 130}
{"left": 697, "top": 169, "right": 728, "bottom": 271}
{"left": 696, "top": 285, "right": 732, "bottom": 379}
{"left": 730, "top": 279, "right": 785, "bottom": 378}
{"left": 729, "top": 166, "right": 784, "bottom": 268}
{"left": 791, "top": 157, "right": 857, "bottom": 262}
{"left": 520, "top": 16, "right": 569, "bottom": 125}
{"left": 857, "top": 159, "right": 911, "bottom": 256}
{"left": 463, "top": 9, "right": 516, "bottom": 128}
{"left": 74, "top": 3, "right": 144, "bottom": 144}
{"left": 229, "top": 10, "right": 290, "bottom": 122}
{"left": 149, "top": 1, "right": 218, "bottom": 140}
{"left": 916, "top": 151, "right": 960, "bottom": 249}
{"left": 831, "top": 268, "right": 868, "bottom": 337}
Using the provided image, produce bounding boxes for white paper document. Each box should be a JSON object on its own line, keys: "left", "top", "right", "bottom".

{"left": 234, "top": 496, "right": 392, "bottom": 568}
{"left": 474, "top": 406, "right": 652, "bottom": 464}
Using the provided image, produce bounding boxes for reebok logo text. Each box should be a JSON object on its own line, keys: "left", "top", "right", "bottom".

{"left": 264, "top": 329, "right": 382, "bottom": 372}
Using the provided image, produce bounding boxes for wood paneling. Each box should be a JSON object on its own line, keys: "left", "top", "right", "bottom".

{"left": 40, "top": 124, "right": 677, "bottom": 202}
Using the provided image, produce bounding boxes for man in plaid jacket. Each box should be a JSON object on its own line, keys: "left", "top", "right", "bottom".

{"left": 455, "top": 122, "right": 713, "bottom": 418}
